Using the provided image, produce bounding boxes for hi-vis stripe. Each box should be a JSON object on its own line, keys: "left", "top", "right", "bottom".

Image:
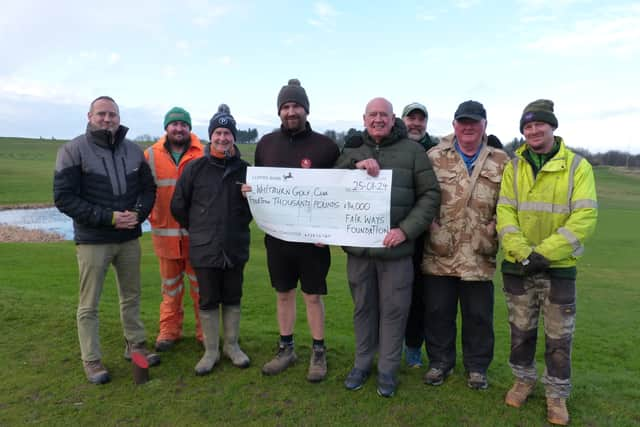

{"left": 499, "top": 154, "right": 596, "bottom": 256}
{"left": 500, "top": 154, "right": 597, "bottom": 212}
{"left": 146, "top": 148, "right": 176, "bottom": 187}
{"left": 152, "top": 228, "right": 189, "bottom": 237}
{"left": 162, "top": 273, "right": 183, "bottom": 296}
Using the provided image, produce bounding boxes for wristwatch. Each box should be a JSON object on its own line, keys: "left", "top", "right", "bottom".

{"left": 521, "top": 258, "right": 530, "bottom": 266}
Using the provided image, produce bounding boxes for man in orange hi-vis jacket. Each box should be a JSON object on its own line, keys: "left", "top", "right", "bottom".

{"left": 145, "top": 107, "right": 205, "bottom": 352}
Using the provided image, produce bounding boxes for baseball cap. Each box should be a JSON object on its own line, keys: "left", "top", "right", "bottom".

{"left": 402, "top": 102, "right": 428, "bottom": 119}
{"left": 454, "top": 100, "right": 486, "bottom": 121}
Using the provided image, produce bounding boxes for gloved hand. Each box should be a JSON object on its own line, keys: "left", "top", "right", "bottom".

{"left": 522, "top": 252, "right": 551, "bottom": 276}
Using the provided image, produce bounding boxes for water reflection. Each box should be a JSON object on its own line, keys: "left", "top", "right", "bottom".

{"left": 0, "top": 207, "right": 150, "bottom": 241}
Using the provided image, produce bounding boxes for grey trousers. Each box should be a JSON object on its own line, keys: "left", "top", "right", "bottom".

{"left": 347, "top": 255, "right": 413, "bottom": 375}
{"left": 76, "top": 239, "right": 146, "bottom": 361}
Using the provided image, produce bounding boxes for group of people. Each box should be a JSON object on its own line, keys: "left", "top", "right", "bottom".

{"left": 53, "top": 79, "right": 597, "bottom": 426}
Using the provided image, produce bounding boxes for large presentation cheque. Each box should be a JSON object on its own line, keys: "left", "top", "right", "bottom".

{"left": 246, "top": 167, "right": 392, "bottom": 247}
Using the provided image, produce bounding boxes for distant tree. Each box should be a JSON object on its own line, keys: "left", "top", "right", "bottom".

{"left": 324, "top": 129, "right": 337, "bottom": 142}
{"left": 236, "top": 128, "right": 259, "bottom": 144}
{"left": 134, "top": 134, "right": 158, "bottom": 143}
{"left": 503, "top": 137, "right": 525, "bottom": 157}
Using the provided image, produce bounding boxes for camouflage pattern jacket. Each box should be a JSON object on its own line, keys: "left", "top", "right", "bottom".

{"left": 422, "top": 134, "right": 509, "bottom": 281}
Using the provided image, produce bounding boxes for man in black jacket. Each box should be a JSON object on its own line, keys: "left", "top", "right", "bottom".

{"left": 171, "top": 104, "right": 253, "bottom": 376}
{"left": 254, "top": 79, "right": 340, "bottom": 382}
{"left": 54, "top": 96, "right": 158, "bottom": 385}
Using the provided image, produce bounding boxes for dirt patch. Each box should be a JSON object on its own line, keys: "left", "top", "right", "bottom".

{"left": 0, "top": 224, "right": 64, "bottom": 243}
{"left": 0, "top": 203, "right": 53, "bottom": 211}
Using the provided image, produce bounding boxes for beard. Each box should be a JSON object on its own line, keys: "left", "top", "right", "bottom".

{"left": 167, "top": 133, "right": 188, "bottom": 147}
{"left": 282, "top": 115, "right": 305, "bottom": 132}
{"left": 407, "top": 129, "right": 425, "bottom": 141}
{"left": 88, "top": 122, "right": 118, "bottom": 134}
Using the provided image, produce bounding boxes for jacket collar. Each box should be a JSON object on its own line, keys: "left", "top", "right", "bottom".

{"left": 280, "top": 121, "right": 313, "bottom": 139}
{"left": 362, "top": 118, "right": 408, "bottom": 147}
{"left": 86, "top": 124, "right": 129, "bottom": 149}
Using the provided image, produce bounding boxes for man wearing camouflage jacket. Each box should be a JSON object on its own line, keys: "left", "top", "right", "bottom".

{"left": 422, "top": 100, "right": 509, "bottom": 390}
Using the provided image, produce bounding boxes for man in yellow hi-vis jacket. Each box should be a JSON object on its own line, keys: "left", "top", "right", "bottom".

{"left": 497, "top": 99, "right": 597, "bottom": 426}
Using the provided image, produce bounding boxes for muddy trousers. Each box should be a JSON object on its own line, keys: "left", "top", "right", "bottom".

{"left": 76, "top": 240, "right": 146, "bottom": 362}
{"left": 503, "top": 273, "right": 576, "bottom": 399}
{"left": 157, "top": 257, "right": 202, "bottom": 342}
{"left": 347, "top": 255, "right": 413, "bottom": 375}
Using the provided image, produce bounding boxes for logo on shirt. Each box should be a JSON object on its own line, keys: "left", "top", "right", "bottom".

{"left": 301, "top": 158, "right": 312, "bottom": 168}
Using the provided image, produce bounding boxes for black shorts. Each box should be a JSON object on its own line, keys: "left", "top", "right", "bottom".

{"left": 264, "top": 234, "right": 330, "bottom": 295}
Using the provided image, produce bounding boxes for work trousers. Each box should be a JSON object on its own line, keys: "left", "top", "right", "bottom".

{"left": 157, "top": 257, "right": 202, "bottom": 342}
{"left": 503, "top": 273, "right": 576, "bottom": 398}
{"left": 76, "top": 239, "right": 146, "bottom": 362}
{"left": 423, "top": 275, "right": 494, "bottom": 373}
{"left": 347, "top": 255, "right": 413, "bottom": 375}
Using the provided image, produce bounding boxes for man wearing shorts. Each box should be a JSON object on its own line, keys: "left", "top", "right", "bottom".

{"left": 254, "top": 78, "right": 339, "bottom": 382}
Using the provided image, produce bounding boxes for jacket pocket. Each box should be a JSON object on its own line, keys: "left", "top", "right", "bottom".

{"left": 427, "top": 221, "right": 454, "bottom": 257}
{"left": 471, "top": 220, "right": 498, "bottom": 255}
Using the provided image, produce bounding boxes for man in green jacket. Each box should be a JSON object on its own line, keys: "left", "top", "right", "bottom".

{"left": 335, "top": 97, "right": 440, "bottom": 397}
{"left": 497, "top": 99, "right": 597, "bottom": 426}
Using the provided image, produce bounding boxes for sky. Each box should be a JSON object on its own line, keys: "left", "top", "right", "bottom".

{"left": 1, "top": 0, "right": 639, "bottom": 153}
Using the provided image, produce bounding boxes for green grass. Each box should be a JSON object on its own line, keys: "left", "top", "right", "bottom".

{"left": 0, "top": 136, "right": 256, "bottom": 206}
{"left": 1, "top": 138, "right": 639, "bottom": 425}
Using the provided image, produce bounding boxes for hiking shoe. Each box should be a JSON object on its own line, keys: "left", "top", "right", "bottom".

{"left": 261, "top": 343, "right": 297, "bottom": 376}
{"left": 154, "top": 339, "right": 177, "bottom": 352}
{"left": 505, "top": 380, "right": 535, "bottom": 408}
{"left": 404, "top": 346, "right": 423, "bottom": 368}
{"left": 467, "top": 372, "right": 488, "bottom": 390}
{"left": 124, "top": 341, "right": 161, "bottom": 367}
{"left": 83, "top": 360, "right": 110, "bottom": 385}
{"left": 547, "top": 397, "right": 569, "bottom": 425}
{"left": 306, "top": 345, "right": 327, "bottom": 382}
{"left": 376, "top": 372, "right": 397, "bottom": 398}
{"left": 344, "top": 368, "right": 370, "bottom": 391}
{"left": 424, "top": 366, "right": 453, "bottom": 386}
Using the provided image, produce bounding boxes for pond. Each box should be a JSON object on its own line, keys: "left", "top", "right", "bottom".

{"left": 0, "top": 207, "right": 150, "bottom": 240}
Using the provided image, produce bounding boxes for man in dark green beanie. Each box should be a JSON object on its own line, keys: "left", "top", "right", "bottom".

{"left": 145, "top": 106, "right": 205, "bottom": 354}
{"left": 164, "top": 106, "right": 192, "bottom": 130}
{"left": 497, "top": 99, "right": 598, "bottom": 426}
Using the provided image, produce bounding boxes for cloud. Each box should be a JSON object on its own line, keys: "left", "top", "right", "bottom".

{"left": 219, "top": 56, "right": 232, "bottom": 66}
{"left": 520, "top": 14, "right": 557, "bottom": 23}
{"left": 526, "top": 12, "right": 640, "bottom": 57}
{"left": 452, "top": 0, "right": 480, "bottom": 9}
{"left": 192, "top": 5, "right": 230, "bottom": 28}
{"left": 417, "top": 13, "right": 436, "bottom": 21}
{"left": 79, "top": 51, "right": 97, "bottom": 60}
{"left": 108, "top": 52, "right": 121, "bottom": 65}
{"left": 283, "top": 34, "right": 305, "bottom": 46}
{"left": 308, "top": 2, "right": 338, "bottom": 31}
{"left": 163, "top": 66, "right": 177, "bottom": 78}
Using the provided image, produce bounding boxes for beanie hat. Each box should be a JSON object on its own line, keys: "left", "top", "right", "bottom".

{"left": 208, "top": 104, "right": 237, "bottom": 139}
{"left": 520, "top": 99, "right": 558, "bottom": 133}
{"left": 164, "top": 106, "right": 192, "bottom": 129}
{"left": 277, "top": 78, "right": 310, "bottom": 113}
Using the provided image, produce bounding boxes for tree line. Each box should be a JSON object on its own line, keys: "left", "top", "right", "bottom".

{"left": 502, "top": 137, "right": 640, "bottom": 168}
{"left": 134, "top": 128, "right": 259, "bottom": 144}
